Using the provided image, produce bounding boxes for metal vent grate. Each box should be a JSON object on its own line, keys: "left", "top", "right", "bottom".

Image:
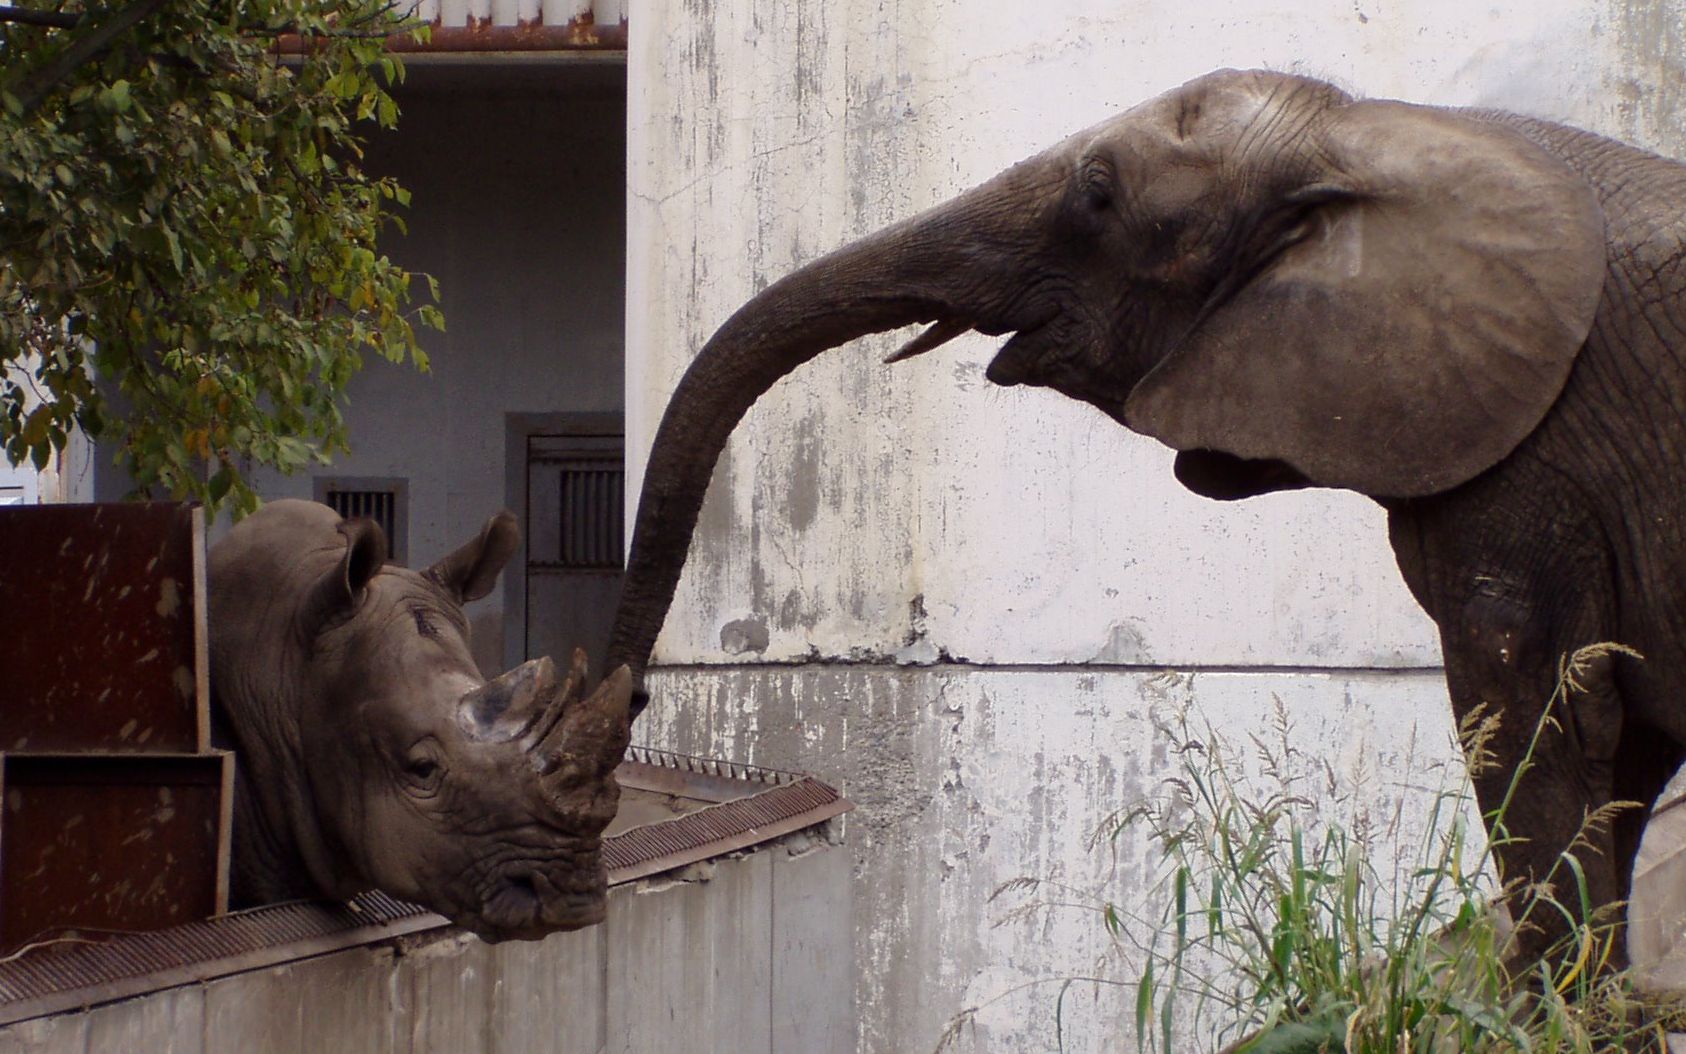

{"left": 325, "top": 489, "right": 394, "bottom": 532}
{"left": 314, "top": 477, "right": 407, "bottom": 563}
{"left": 558, "top": 460, "right": 623, "bottom": 569}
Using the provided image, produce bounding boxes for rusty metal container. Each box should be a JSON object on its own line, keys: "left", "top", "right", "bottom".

{"left": 0, "top": 503, "right": 231, "bottom": 953}
{"left": 0, "top": 503, "right": 208, "bottom": 753}
{"left": 0, "top": 752, "right": 233, "bottom": 949}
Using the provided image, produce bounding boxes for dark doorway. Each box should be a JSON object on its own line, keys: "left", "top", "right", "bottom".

{"left": 505, "top": 413, "right": 624, "bottom": 676}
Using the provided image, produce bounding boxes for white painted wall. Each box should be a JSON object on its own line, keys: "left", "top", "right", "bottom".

{"left": 627, "top": 2, "right": 1686, "bottom": 1050}
{"left": 3, "top": 356, "right": 96, "bottom": 505}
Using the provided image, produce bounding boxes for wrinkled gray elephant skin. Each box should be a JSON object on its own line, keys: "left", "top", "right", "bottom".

{"left": 607, "top": 69, "right": 1686, "bottom": 964}
{"left": 210, "top": 499, "right": 631, "bottom": 940}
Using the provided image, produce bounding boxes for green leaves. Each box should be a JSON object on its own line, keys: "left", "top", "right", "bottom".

{"left": 97, "top": 78, "right": 130, "bottom": 113}
{"left": 0, "top": 0, "right": 439, "bottom": 515}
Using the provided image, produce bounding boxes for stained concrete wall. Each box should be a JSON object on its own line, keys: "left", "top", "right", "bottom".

{"left": 0, "top": 834, "right": 853, "bottom": 1054}
{"left": 625, "top": 3, "right": 1686, "bottom": 1050}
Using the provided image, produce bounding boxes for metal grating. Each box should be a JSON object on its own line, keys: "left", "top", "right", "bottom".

{"left": 557, "top": 461, "right": 623, "bottom": 569}
{"left": 624, "top": 745, "right": 804, "bottom": 786}
{"left": 325, "top": 489, "right": 395, "bottom": 532}
{"left": 0, "top": 891, "right": 433, "bottom": 1020}
{"left": 0, "top": 751, "right": 850, "bottom": 1025}
{"left": 602, "top": 777, "right": 847, "bottom": 883}
{"left": 314, "top": 477, "right": 407, "bottom": 563}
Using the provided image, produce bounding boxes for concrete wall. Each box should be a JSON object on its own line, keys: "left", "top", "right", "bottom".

{"left": 625, "top": 3, "right": 1686, "bottom": 1050}
{"left": 244, "top": 62, "right": 627, "bottom": 674}
{"left": 0, "top": 833, "right": 853, "bottom": 1054}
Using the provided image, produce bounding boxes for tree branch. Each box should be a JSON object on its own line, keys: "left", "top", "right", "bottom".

{"left": 16, "top": 0, "right": 169, "bottom": 117}
{"left": 0, "top": 5, "right": 82, "bottom": 28}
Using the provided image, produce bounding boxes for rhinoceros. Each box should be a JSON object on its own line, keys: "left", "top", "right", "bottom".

{"left": 208, "top": 499, "right": 630, "bottom": 940}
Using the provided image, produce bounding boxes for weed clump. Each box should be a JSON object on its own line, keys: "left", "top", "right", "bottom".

{"left": 945, "top": 644, "right": 1686, "bottom": 1053}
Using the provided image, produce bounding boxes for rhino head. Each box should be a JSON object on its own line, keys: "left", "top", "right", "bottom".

{"left": 209, "top": 499, "right": 630, "bottom": 940}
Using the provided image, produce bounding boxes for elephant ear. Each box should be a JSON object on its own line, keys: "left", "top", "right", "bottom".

{"left": 1123, "top": 101, "right": 1606, "bottom": 498}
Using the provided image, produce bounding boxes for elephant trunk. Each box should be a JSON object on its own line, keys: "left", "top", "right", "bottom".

{"left": 605, "top": 156, "right": 1063, "bottom": 709}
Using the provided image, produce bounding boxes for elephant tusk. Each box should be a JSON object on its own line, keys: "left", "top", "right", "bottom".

{"left": 884, "top": 316, "right": 972, "bottom": 364}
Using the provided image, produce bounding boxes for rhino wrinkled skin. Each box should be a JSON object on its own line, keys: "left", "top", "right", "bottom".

{"left": 208, "top": 499, "right": 630, "bottom": 940}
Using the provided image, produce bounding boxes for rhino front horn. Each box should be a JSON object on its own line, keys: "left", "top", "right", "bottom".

{"left": 534, "top": 658, "right": 632, "bottom": 786}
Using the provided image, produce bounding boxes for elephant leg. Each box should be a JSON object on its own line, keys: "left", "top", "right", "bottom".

{"left": 1437, "top": 610, "right": 1629, "bottom": 967}
{"left": 1610, "top": 714, "right": 1686, "bottom": 910}
{"left": 1389, "top": 498, "right": 1639, "bottom": 969}
{"left": 1463, "top": 641, "right": 1683, "bottom": 972}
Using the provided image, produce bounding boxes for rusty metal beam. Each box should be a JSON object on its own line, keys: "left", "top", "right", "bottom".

{"left": 275, "top": 18, "right": 627, "bottom": 56}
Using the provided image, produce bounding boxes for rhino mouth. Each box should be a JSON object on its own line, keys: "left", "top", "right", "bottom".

{"left": 456, "top": 848, "right": 609, "bottom": 941}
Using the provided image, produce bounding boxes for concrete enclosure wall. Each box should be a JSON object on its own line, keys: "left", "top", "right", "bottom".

{"left": 0, "top": 836, "right": 853, "bottom": 1054}
{"left": 625, "top": 3, "right": 1686, "bottom": 1051}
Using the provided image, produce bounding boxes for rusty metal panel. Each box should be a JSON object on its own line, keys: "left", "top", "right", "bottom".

{"left": 0, "top": 503, "right": 208, "bottom": 753}
{"left": 274, "top": 14, "right": 627, "bottom": 55}
{"left": 0, "top": 752, "right": 233, "bottom": 952}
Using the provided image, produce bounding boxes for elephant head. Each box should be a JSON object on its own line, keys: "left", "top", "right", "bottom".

{"left": 605, "top": 68, "right": 1607, "bottom": 701}
{"left": 210, "top": 499, "right": 631, "bottom": 940}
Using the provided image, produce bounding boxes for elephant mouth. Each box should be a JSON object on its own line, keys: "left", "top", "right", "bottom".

{"left": 885, "top": 309, "right": 1064, "bottom": 385}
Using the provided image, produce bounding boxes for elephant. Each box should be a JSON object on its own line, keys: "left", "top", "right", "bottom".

{"left": 209, "top": 499, "right": 631, "bottom": 940}
{"left": 602, "top": 68, "right": 1686, "bottom": 965}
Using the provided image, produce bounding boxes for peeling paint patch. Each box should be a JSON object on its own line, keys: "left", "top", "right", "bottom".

{"left": 895, "top": 593, "right": 941, "bottom": 665}
{"left": 1606, "top": 0, "right": 1686, "bottom": 153}
{"left": 786, "top": 416, "right": 824, "bottom": 532}
{"left": 1089, "top": 620, "right": 1149, "bottom": 664}
{"left": 719, "top": 617, "right": 771, "bottom": 655}
{"left": 155, "top": 577, "right": 181, "bottom": 618}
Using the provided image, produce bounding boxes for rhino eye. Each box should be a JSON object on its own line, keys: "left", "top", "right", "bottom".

{"left": 402, "top": 742, "right": 445, "bottom": 793}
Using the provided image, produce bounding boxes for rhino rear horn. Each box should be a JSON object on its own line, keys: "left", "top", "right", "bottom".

{"left": 461, "top": 656, "right": 560, "bottom": 742}
{"left": 428, "top": 511, "right": 520, "bottom": 602}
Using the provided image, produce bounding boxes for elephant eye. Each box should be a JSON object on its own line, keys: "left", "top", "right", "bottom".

{"left": 1078, "top": 156, "right": 1115, "bottom": 214}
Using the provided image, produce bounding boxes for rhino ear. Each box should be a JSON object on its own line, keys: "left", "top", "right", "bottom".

{"left": 427, "top": 511, "right": 520, "bottom": 603}
{"left": 1124, "top": 101, "right": 1605, "bottom": 498}
{"left": 303, "top": 518, "right": 387, "bottom": 626}
{"left": 338, "top": 519, "right": 388, "bottom": 600}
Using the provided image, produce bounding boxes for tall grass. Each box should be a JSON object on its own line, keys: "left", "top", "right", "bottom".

{"left": 943, "top": 644, "right": 1685, "bottom": 1053}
